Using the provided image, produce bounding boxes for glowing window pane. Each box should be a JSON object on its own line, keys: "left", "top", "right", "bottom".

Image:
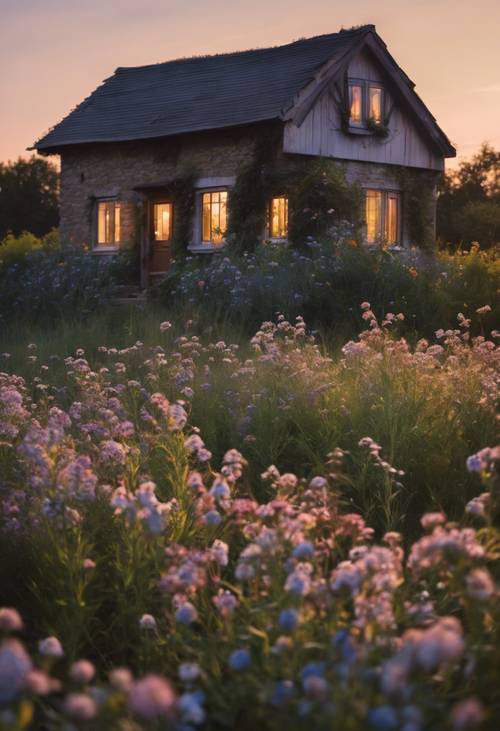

{"left": 97, "top": 200, "right": 120, "bottom": 245}
{"left": 369, "top": 86, "right": 383, "bottom": 123}
{"left": 385, "top": 193, "right": 399, "bottom": 245}
{"left": 365, "top": 190, "right": 382, "bottom": 244}
{"left": 349, "top": 84, "right": 362, "bottom": 124}
{"left": 270, "top": 196, "right": 288, "bottom": 238}
{"left": 202, "top": 190, "right": 228, "bottom": 243}
{"left": 154, "top": 202, "right": 172, "bottom": 241}
{"left": 114, "top": 203, "right": 121, "bottom": 243}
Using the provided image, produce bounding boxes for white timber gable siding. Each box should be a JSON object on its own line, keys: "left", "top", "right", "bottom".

{"left": 283, "top": 50, "right": 444, "bottom": 171}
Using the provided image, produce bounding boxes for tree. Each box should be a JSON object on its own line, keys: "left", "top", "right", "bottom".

{"left": 0, "top": 156, "right": 59, "bottom": 239}
{"left": 437, "top": 143, "right": 500, "bottom": 248}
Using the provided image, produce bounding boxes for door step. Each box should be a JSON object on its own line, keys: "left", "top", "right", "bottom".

{"left": 110, "top": 285, "right": 147, "bottom": 306}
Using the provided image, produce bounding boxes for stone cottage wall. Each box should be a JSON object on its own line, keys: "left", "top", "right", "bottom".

{"left": 58, "top": 123, "right": 440, "bottom": 252}
{"left": 58, "top": 123, "right": 278, "bottom": 249}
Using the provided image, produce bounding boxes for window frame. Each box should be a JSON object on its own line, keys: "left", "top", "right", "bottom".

{"left": 364, "top": 188, "right": 401, "bottom": 247}
{"left": 152, "top": 200, "right": 173, "bottom": 242}
{"left": 200, "top": 189, "right": 229, "bottom": 246}
{"left": 267, "top": 195, "right": 289, "bottom": 240}
{"left": 348, "top": 78, "right": 386, "bottom": 130}
{"left": 94, "top": 198, "right": 121, "bottom": 251}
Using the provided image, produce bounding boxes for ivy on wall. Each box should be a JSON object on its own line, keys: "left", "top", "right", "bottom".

{"left": 226, "top": 128, "right": 283, "bottom": 252}
{"left": 227, "top": 131, "right": 363, "bottom": 249}
{"left": 168, "top": 167, "right": 198, "bottom": 257}
{"left": 395, "top": 167, "right": 440, "bottom": 251}
{"left": 287, "top": 159, "right": 363, "bottom": 244}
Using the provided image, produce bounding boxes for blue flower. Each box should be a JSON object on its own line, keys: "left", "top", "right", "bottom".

{"left": 279, "top": 608, "right": 299, "bottom": 633}
{"left": 229, "top": 648, "right": 251, "bottom": 672}
{"left": 292, "top": 541, "right": 315, "bottom": 559}
{"left": 367, "top": 705, "right": 399, "bottom": 731}
{"left": 300, "top": 661, "right": 326, "bottom": 682}
{"left": 270, "top": 680, "right": 295, "bottom": 707}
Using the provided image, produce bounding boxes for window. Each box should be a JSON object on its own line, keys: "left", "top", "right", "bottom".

{"left": 202, "top": 190, "right": 228, "bottom": 244}
{"left": 97, "top": 200, "right": 120, "bottom": 247}
{"left": 348, "top": 80, "right": 385, "bottom": 128}
{"left": 153, "top": 202, "right": 172, "bottom": 240}
{"left": 269, "top": 196, "right": 288, "bottom": 238}
{"left": 368, "top": 86, "right": 383, "bottom": 123}
{"left": 349, "top": 84, "right": 363, "bottom": 125}
{"left": 365, "top": 190, "right": 400, "bottom": 245}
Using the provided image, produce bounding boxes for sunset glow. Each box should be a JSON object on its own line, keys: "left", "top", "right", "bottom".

{"left": 1, "top": 0, "right": 499, "bottom": 167}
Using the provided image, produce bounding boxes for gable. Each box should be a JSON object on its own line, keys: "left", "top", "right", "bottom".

{"left": 283, "top": 40, "right": 455, "bottom": 171}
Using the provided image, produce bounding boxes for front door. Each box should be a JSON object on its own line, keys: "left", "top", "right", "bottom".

{"left": 150, "top": 201, "right": 173, "bottom": 275}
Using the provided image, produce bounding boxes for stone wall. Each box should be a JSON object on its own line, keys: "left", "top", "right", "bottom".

{"left": 58, "top": 123, "right": 276, "bottom": 248}
{"left": 57, "top": 123, "right": 440, "bottom": 253}
{"left": 341, "top": 160, "right": 440, "bottom": 248}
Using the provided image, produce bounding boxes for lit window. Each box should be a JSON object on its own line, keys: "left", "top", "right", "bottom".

{"left": 97, "top": 200, "right": 120, "bottom": 246}
{"left": 269, "top": 196, "right": 288, "bottom": 238}
{"left": 202, "top": 190, "right": 228, "bottom": 243}
{"left": 348, "top": 81, "right": 385, "bottom": 128}
{"left": 365, "top": 190, "right": 400, "bottom": 245}
{"left": 349, "top": 84, "right": 363, "bottom": 125}
{"left": 365, "top": 190, "right": 383, "bottom": 243}
{"left": 368, "top": 86, "right": 383, "bottom": 123}
{"left": 385, "top": 193, "right": 400, "bottom": 245}
{"left": 154, "top": 202, "right": 172, "bottom": 241}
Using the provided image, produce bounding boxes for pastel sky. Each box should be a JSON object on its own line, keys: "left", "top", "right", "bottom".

{"left": 1, "top": 0, "right": 499, "bottom": 169}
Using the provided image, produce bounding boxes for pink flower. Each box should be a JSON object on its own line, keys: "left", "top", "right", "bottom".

{"left": 0, "top": 608, "right": 23, "bottom": 632}
{"left": 38, "top": 636, "right": 64, "bottom": 658}
{"left": 69, "top": 659, "right": 95, "bottom": 684}
{"left": 466, "top": 568, "right": 495, "bottom": 601}
{"left": 109, "top": 667, "right": 133, "bottom": 692}
{"left": 128, "top": 674, "right": 177, "bottom": 719}
{"left": 450, "top": 697, "right": 485, "bottom": 730}
{"left": 64, "top": 692, "right": 98, "bottom": 720}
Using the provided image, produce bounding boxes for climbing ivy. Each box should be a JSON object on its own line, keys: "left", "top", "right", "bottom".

{"left": 226, "top": 128, "right": 283, "bottom": 252}
{"left": 395, "top": 167, "right": 440, "bottom": 251}
{"left": 168, "top": 167, "right": 198, "bottom": 257}
{"left": 287, "top": 159, "right": 363, "bottom": 244}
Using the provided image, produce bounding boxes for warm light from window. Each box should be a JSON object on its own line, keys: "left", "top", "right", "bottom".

{"left": 202, "top": 190, "right": 228, "bottom": 243}
{"left": 270, "top": 196, "right": 288, "bottom": 238}
{"left": 369, "top": 86, "right": 383, "bottom": 123}
{"left": 385, "top": 193, "right": 399, "bottom": 245}
{"left": 365, "top": 190, "right": 382, "bottom": 244}
{"left": 349, "top": 84, "right": 363, "bottom": 124}
{"left": 97, "top": 201, "right": 120, "bottom": 245}
{"left": 154, "top": 202, "right": 172, "bottom": 241}
{"left": 365, "top": 190, "right": 400, "bottom": 245}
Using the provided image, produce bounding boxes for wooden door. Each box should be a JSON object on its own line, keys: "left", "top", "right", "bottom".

{"left": 150, "top": 201, "right": 173, "bottom": 274}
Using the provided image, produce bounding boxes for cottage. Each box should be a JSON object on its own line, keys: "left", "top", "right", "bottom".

{"left": 33, "top": 25, "right": 455, "bottom": 286}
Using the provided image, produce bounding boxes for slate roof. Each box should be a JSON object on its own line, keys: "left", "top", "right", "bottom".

{"left": 33, "top": 26, "right": 371, "bottom": 151}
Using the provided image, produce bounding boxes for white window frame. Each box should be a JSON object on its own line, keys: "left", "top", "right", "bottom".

{"left": 189, "top": 176, "right": 235, "bottom": 252}
{"left": 94, "top": 198, "right": 121, "bottom": 252}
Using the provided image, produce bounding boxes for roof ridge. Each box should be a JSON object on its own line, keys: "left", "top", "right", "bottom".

{"left": 115, "top": 25, "right": 374, "bottom": 74}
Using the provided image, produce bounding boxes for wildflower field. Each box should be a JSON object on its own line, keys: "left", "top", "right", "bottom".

{"left": 0, "top": 293, "right": 499, "bottom": 731}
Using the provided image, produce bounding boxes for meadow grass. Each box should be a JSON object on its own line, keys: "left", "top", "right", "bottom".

{"left": 0, "top": 299, "right": 498, "bottom": 729}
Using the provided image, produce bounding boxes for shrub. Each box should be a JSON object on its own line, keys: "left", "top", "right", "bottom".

{"left": 0, "top": 234, "right": 115, "bottom": 322}
{"left": 158, "top": 234, "right": 500, "bottom": 338}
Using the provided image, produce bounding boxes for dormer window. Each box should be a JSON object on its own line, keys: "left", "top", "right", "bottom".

{"left": 349, "top": 84, "right": 363, "bottom": 126}
{"left": 348, "top": 80, "right": 385, "bottom": 129}
{"left": 368, "top": 85, "right": 383, "bottom": 124}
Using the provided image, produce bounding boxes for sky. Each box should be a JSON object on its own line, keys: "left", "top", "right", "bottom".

{"left": 1, "top": 0, "right": 499, "bottom": 170}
